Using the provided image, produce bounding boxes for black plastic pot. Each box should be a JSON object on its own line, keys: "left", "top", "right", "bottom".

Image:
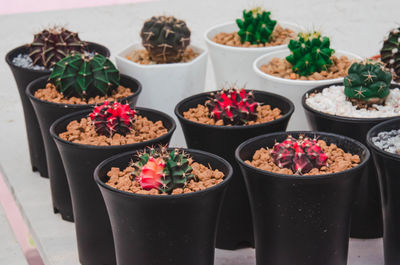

{"left": 302, "top": 82, "right": 400, "bottom": 238}
{"left": 367, "top": 118, "right": 400, "bottom": 265}
{"left": 50, "top": 109, "right": 175, "bottom": 265}
{"left": 174, "top": 90, "right": 294, "bottom": 249}
{"left": 236, "top": 131, "right": 370, "bottom": 265}
{"left": 27, "top": 74, "right": 141, "bottom": 222}
{"left": 5, "top": 42, "right": 110, "bottom": 178}
{"left": 94, "top": 148, "right": 233, "bottom": 265}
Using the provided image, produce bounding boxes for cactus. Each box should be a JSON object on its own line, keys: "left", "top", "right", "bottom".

{"left": 49, "top": 52, "right": 120, "bottom": 98}
{"left": 236, "top": 7, "right": 277, "bottom": 44}
{"left": 140, "top": 16, "right": 191, "bottom": 63}
{"left": 380, "top": 27, "right": 400, "bottom": 82}
{"left": 271, "top": 135, "right": 328, "bottom": 175}
{"left": 133, "top": 147, "right": 195, "bottom": 194}
{"left": 206, "top": 88, "right": 260, "bottom": 125}
{"left": 286, "top": 32, "right": 335, "bottom": 76}
{"left": 28, "top": 26, "right": 87, "bottom": 68}
{"left": 344, "top": 60, "right": 392, "bottom": 107}
{"left": 89, "top": 101, "right": 135, "bottom": 137}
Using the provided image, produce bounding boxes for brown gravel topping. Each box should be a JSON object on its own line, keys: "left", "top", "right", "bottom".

{"left": 126, "top": 47, "right": 199, "bottom": 65}
{"left": 212, "top": 25, "right": 296, "bottom": 48}
{"left": 106, "top": 161, "right": 225, "bottom": 195}
{"left": 246, "top": 140, "right": 361, "bottom": 175}
{"left": 59, "top": 116, "right": 168, "bottom": 146}
{"left": 34, "top": 83, "right": 133, "bottom": 104}
{"left": 260, "top": 55, "right": 355, "bottom": 80}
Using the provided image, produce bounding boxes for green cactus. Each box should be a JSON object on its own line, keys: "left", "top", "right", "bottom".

{"left": 380, "top": 27, "right": 400, "bottom": 82}
{"left": 236, "top": 7, "right": 277, "bottom": 44}
{"left": 286, "top": 32, "right": 335, "bottom": 76}
{"left": 49, "top": 53, "right": 120, "bottom": 98}
{"left": 344, "top": 60, "right": 392, "bottom": 106}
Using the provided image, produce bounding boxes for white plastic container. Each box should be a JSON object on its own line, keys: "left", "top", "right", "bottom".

{"left": 253, "top": 49, "right": 362, "bottom": 130}
{"left": 205, "top": 22, "right": 303, "bottom": 89}
{"left": 115, "top": 44, "right": 208, "bottom": 147}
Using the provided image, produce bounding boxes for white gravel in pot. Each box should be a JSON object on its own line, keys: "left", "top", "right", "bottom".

{"left": 372, "top": 129, "right": 400, "bottom": 154}
{"left": 12, "top": 54, "right": 47, "bottom": 70}
{"left": 305, "top": 85, "right": 400, "bottom": 118}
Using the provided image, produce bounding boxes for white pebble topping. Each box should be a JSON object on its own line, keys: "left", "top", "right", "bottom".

{"left": 372, "top": 129, "right": 400, "bottom": 155}
{"left": 12, "top": 54, "right": 47, "bottom": 70}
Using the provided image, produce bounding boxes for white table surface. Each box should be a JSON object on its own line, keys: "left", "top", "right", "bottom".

{"left": 0, "top": 0, "right": 397, "bottom": 264}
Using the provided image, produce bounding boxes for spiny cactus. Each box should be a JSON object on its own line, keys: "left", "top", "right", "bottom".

{"left": 49, "top": 52, "right": 120, "bottom": 98}
{"left": 286, "top": 32, "right": 335, "bottom": 76}
{"left": 236, "top": 7, "right": 277, "bottom": 44}
{"left": 344, "top": 60, "right": 392, "bottom": 107}
{"left": 28, "top": 27, "right": 87, "bottom": 68}
{"left": 271, "top": 135, "right": 328, "bottom": 175}
{"left": 89, "top": 101, "right": 135, "bottom": 136}
{"left": 380, "top": 27, "right": 400, "bottom": 82}
{"left": 132, "top": 147, "right": 195, "bottom": 194}
{"left": 140, "top": 16, "right": 191, "bottom": 63}
{"left": 206, "top": 88, "right": 260, "bottom": 125}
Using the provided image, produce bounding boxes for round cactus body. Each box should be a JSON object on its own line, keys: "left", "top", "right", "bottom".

{"left": 380, "top": 27, "right": 400, "bottom": 82}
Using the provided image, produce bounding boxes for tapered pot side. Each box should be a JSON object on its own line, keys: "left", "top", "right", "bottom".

{"left": 367, "top": 118, "right": 400, "bottom": 265}
{"left": 5, "top": 42, "right": 110, "bottom": 178}
{"left": 174, "top": 90, "right": 294, "bottom": 249}
{"left": 302, "top": 83, "right": 400, "bottom": 238}
{"left": 94, "top": 149, "right": 233, "bottom": 265}
{"left": 26, "top": 74, "right": 141, "bottom": 222}
{"left": 50, "top": 108, "right": 175, "bottom": 265}
{"left": 235, "top": 131, "right": 370, "bottom": 265}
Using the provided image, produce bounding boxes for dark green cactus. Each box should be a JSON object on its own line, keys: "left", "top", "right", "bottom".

{"left": 49, "top": 53, "right": 120, "bottom": 98}
{"left": 236, "top": 7, "right": 277, "bottom": 44}
{"left": 380, "top": 27, "right": 400, "bottom": 82}
{"left": 286, "top": 32, "right": 335, "bottom": 76}
{"left": 140, "top": 16, "right": 191, "bottom": 63}
{"left": 344, "top": 60, "right": 392, "bottom": 106}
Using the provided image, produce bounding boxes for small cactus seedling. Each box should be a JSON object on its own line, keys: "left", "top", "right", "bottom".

{"left": 140, "top": 16, "right": 191, "bottom": 63}
{"left": 132, "top": 147, "right": 195, "bottom": 194}
{"left": 271, "top": 135, "right": 328, "bottom": 175}
{"left": 89, "top": 101, "right": 135, "bottom": 136}
{"left": 206, "top": 88, "right": 260, "bottom": 125}
{"left": 286, "top": 32, "right": 335, "bottom": 76}
{"left": 380, "top": 27, "right": 400, "bottom": 82}
{"left": 49, "top": 52, "right": 120, "bottom": 98}
{"left": 236, "top": 7, "right": 277, "bottom": 44}
{"left": 28, "top": 26, "right": 87, "bottom": 68}
{"left": 344, "top": 60, "right": 392, "bottom": 107}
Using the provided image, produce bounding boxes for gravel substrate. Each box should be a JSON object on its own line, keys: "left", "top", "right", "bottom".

{"left": 12, "top": 54, "right": 47, "bottom": 70}
{"left": 306, "top": 85, "right": 400, "bottom": 118}
{"left": 372, "top": 129, "right": 400, "bottom": 155}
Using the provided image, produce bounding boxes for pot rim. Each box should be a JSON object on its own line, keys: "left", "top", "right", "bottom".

{"left": 50, "top": 108, "right": 177, "bottom": 150}
{"left": 235, "top": 130, "right": 370, "bottom": 180}
{"left": 366, "top": 117, "right": 400, "bottom": 162}
{"left": 26, "top": 74, "right": 142, "bottom": 109}
{"left": 301, "top": 82, "right": 400, "bottom": 123}
{"left": 94, "top": 148, "right": 233, "bottom": 199}
{"left": 174, "top": 89, "right": 295, "bottom": 130}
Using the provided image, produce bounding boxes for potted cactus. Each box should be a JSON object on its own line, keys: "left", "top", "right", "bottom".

{"left": 175, "top": 87, "right": 294, "bottom": 249}
{"left": 116, "top": 15, "right": 207, "bottom": 146}
{"left": 235, "top": 131, "right": 370, "bottom": 265}
{"left": 50, "top": 101, "right": 175, "bottom": 265}
{"left": 94, "top": 147, "right": 233, "bottom": 265}
{"left": 5, "top": 26, "right": 110, "bottom": 178}
{"left": 205, "top": 7, "right": 303, "bottom": 89}
{"left": 26, "top": 53, "right": 142, "bottom": 221}
{"left": 302, "top": 60, "right": 400, "bottom": 238}
{"left": 253, "top": 31, "right": 361, "bottom": 130}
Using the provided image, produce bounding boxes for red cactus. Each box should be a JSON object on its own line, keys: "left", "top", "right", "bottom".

{"left": 271, "top": 135, "right": 328, "bottom": 174}
{"left": 136, "top": 157, "right": 165, "bottom": 190}
{"left": 89, "top": 101, "right": 135, "bottom": 136}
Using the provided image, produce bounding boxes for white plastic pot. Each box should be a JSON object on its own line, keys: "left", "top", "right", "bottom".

{"left": 253, "top": 49, "right": 362, "bottom": 130}
{"left": 115, "top": 44, "right": 208, "bottom": 147}
{"left": 205, "top": 22, "right": 303, "bottom": 89}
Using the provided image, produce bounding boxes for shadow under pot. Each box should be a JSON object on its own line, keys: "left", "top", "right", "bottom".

{"left": 50, "top": 108, "right": 176, "bottom": 265}
{"left": 302, "top": 82, "right": 400, "bottom": 238}
{"left": 174, "top": 89, "right": 294, "bottom": 249}
{"left": 235, "top": 131, "right": 370, "bottom": 265}
{"left": 367, "top": 118, "right": 400, "bottom": 265}
{"left": 26, "top": 74, "right": 141, "bottom": 222}
{"left": 5, "top": 42, "right": 110, "bottom": 178}
{"left": 94, "top": 148, "right": 233, "bottom": 265}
